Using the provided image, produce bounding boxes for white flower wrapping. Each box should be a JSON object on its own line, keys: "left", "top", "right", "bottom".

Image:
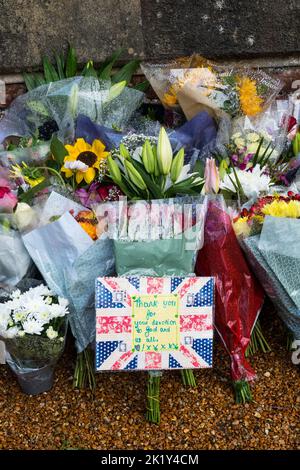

{"left": 0, "top": 285, "right": 69, "bottom": 340}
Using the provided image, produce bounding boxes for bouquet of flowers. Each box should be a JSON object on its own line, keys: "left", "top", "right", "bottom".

{"left": 233, "top": 192, "right": 300, "bottom": 346}
{"left": 19, "top": 190, "right": 115, "bottom": 389}
{"left": 0, "top": 284, "right": 69, "bottom": 395}
{"left": 142, "top": 55, "right": 282, "bottom": 121}
{"left": 196, "top": 196, "right": 264, "bottom": 402}
{"left": 0, "top": 170, "right": 32, "bottom": 291}
{"left": 93, "top": 128, "right": 207, "bottom": 422}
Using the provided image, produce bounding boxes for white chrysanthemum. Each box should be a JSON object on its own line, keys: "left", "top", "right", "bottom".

{"left": 49, "top": 304, "right": 68, "bottom": 319}
{"left": 58, "top": 297, "right": 69, "bottom": 309}
{"left": 18, "top": 330, "right": 26, "bottom": 337}
{"left": 11, "top": 289, "right": 21, "bottom": 300}
{"left": 13, "top": 310, "right": 28, "bottom": 323}
{"left": 29, "top": 284, "right": 53, "bottom": 298}
{"left": 220, "top": 166, "right": 273, "bottom": 198}
{"left": 22, "top": 319, "right": 44, "bottom": 335}
{"left": 46, "top": 326, "right": 58, "bottom": 340}
{"left": 35, "top": 309, "right": 52, "bottom": 324}
{"left": 64, "top": 160, "right": 88, "bottom": 172}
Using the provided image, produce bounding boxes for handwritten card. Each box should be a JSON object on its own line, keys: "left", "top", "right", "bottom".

{"left": 95, "top": 276, "right": 214, "bottom": 371}
{"left": 132, "top": 294, "right": 180, "bottom": 353}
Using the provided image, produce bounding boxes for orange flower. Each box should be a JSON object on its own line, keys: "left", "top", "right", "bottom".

{"left": 237, "top": 77, "right": 264, "bottom": 116}
{"left": 75, "top": 210, "right": 98, "bottom": 240}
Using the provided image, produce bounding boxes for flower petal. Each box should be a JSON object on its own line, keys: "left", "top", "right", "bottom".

{"left": 75, "top": 138, "right": 90, "bottom": 153}
{"left": 84, "top": 167, "right": 96, "bottom": 184}
{"left": 92, "top": 139, "right": 106, "bottom": 155}
{"left": 76, "top": 171, "right": 84, "bottom": 184}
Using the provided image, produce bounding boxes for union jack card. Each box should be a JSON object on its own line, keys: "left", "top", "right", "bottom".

{"left": 95, "top": 276, "right": 214, "bottom": 371}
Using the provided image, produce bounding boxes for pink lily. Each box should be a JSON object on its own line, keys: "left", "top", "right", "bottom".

{"left": 204, "top": 158, "right": 220, "bottom": 194}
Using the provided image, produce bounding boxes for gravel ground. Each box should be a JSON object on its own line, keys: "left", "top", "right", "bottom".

{"left": 0, "top": 304, "right": 299, "bottom": 450}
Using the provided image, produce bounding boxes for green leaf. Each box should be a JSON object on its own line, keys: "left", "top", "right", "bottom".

{"left": 65, "top": 45, "right": 77, "bottom": 78}
{"left": 130, "top": 160, "right": 163, "bottom": 199}
{"left": 107, "top": 81, "right": 126, "bottom": 102}
{"left": 82, "top": 60, "right": 98, "bottom": 78}
{"left": 23, "top": 73, "right": 38, "bottom": 91}
{"left": 50, "top": 135, "right": 68, "bottom": 166}
{"left": 133, "top": 80, "right": 150, "bottom": 92}
{"left": 98, "top": 48, "right": 123, "bottom": 80}
{"left": 26, "top": 100, "right": 50, "bottom": 117}
{"left": 111, "top": 59, "right": 140, "bottom": 85}
{"left": 43, "top": 56, "right": 60, "bottom": 83}
{"left": 54, "top": 52, "right": 66, "bottom": 80}
{"left": 18, "top": 179, "right": 50, "bottom": 204}
{"left": 23, "top": 73, "right": 47, "bottom": 91}
{"left": 252, "top": 137, "right": 264, "bottom": 167}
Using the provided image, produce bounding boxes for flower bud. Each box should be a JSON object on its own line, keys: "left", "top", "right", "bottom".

{"left": 170, "top": 148, "right": 184, "bottom": 183}
{"left": 124, "top": 161, "right": 147, "bottom": 191}
{"left": 157, "top": 127, "right": 173, "bottom": 175}
{"left": 142, "top": 139, "right": 155, "bottom": 174}
{"left": 107, "top": 156, "right": 122, "bottom": 185}
{"left": 119, "top": 143, "right": 130, "bottom": 160}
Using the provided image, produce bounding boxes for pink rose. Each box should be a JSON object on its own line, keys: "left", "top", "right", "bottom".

{"left": 0, "top": 177, "right": 18, "bottom": 212}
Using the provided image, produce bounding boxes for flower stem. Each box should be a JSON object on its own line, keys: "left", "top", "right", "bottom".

{"left": 73, "top": 348, "right": 96, "bottom": 391}
{"left": 245, "top": 319, "right": 271, "bottom": 357}
{"left": 233, "top": 380, "right": 252, "bottom": 404}
{"left": 286, "top": 329, "right": 294, "bottom": 351}
{"left": 181, "top": 369, "right": 197, "bottom": 387}
{"left": 35, "top": 166, "right": 66, "bottom": 187}
{"left": 146, "top": 372, "right": 161, "bottom": 424}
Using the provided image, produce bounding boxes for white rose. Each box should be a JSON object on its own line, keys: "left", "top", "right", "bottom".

{"left": 246, "top": 132, "right": 260, "bottom": 143}
{"left": 14, "top": 203, "right": 37, "bottom": 232}
{"left": 234, "top": 137, "right": 246, "bottom": 149}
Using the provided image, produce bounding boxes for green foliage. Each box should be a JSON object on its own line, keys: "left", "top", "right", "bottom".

{"left": 23, "top": 45, "right": 145, "bottom": 91}
{"left": 108, "top": 129, "right": 204, "bottom": 200}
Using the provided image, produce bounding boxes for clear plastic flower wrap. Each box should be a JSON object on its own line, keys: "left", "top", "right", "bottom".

{"left": 142, "top": 56, "right": 282, "bottom": 122}
{"left": 0, "top": 76, "right": 144, "bottom": 147}
{"left": 0, "top": 284, "right": 69, "bottom": 395}
{"left": 234, "top": 194, "right": 300, "bottom": 342}
{"left": 229, "top": 101, "right": 291, "bottom": 164}
{"left": 93, "top": 196, "right": 206, "bottom": 277}
{"left": 19, "top": 191, "right": 115, "bottom": 353}
{"left": 0, "top": 214, "right": 32, "bottom": 290}
{"left": 0, "top": 142, "right": 51, "bottom": 168}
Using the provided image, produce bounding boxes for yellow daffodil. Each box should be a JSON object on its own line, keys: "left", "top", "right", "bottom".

{"left": 237, "top": 77, "right": 264, "bottom": 116}
{"left": 262, "top": 200, "right": 300, "bottom": 219}
{"left": 61, "top": 138, "right": 109, "bottom": 185}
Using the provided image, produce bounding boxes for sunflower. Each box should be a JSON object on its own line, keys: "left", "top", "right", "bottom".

{"left": 61, "top": 138, "right": 109, "bottom": 185}
{"left": 237, "top": 77, "right": 264, "bottom": 117}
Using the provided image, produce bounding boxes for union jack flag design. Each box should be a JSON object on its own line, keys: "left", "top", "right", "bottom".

{"left": 95, "top": 276, "right": 214, "bottom": 371}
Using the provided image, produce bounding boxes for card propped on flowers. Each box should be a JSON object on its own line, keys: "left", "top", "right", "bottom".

{"left": 95, "top": 276, "right": 214, "bottom": 371}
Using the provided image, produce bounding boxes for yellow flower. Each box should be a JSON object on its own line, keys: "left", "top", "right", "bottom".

{"left": 163, "top": 85, "right": 178, "bottom": 106}
{"left": 237, "top": 77, "right": 264, "bottom": 116}
{"left": 10, "top": 163, "right": 45, "bottom": 187}
{"left": 262, "top": 200, "right": 300, "bottom": 219}
{"left": 233, "top": 217, "right": 251, "bottom": 238}
{"left": 61, "top": 138, "right": 109, "bottom": 185}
